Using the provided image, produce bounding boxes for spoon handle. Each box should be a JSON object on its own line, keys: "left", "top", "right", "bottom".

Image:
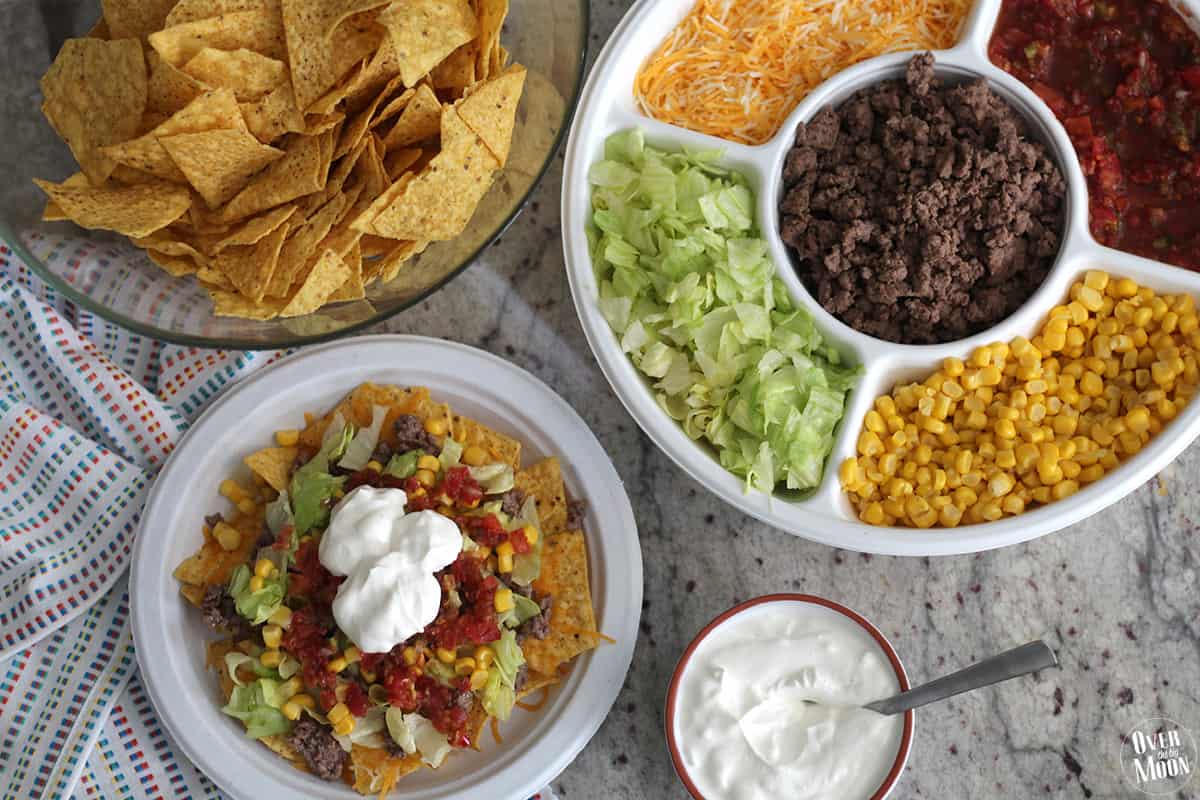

{"left": 864, "top": 640, "right": 1058, "bottom": 716}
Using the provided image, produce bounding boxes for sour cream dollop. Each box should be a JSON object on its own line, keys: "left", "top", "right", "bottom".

{"left": 320, "top": 486, "right": 461, "bottom": 653}
{"left": 672, "top": 601, "right": 905, "bottom": 800}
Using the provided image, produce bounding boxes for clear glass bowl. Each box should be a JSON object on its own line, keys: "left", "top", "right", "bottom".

{"left": 0, "top": 0, "right": 587, "bottom": 349}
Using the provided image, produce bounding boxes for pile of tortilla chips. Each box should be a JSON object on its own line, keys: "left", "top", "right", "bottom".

{"left": 35, "top": 0, "right": 525, "bottom": 320}
{"left": 174, "top": 383, "right": 602, "bottom": 794}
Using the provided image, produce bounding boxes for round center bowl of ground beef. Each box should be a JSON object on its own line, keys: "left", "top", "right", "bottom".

{"left": 777, "top": 53, "right": 1068, "bottom": 346}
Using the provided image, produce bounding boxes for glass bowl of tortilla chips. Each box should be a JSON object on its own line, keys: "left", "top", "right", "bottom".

{"left": 0, "top": 0, "right": 585, "bottom": 347}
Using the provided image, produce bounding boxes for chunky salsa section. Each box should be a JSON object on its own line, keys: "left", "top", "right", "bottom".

{"left": 990, "top": 0, "right": 1200, "bottom": 271}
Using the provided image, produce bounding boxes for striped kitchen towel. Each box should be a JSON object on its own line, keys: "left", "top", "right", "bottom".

{"left": 0, "top": 233, "right": 557, "bottom": 800}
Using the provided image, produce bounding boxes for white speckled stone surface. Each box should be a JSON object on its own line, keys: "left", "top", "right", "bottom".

{"left": 365, "top": 3, "right": 1200, "bottom": 798}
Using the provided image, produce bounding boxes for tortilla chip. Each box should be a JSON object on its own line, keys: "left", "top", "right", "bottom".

{"left": 39, "top": 38, "right": 147, "bottom": 184}
{"left": 281, "top": 0, "right": 383, "bottom": 110}
{"left": 383, "top": 147, "right": 422, "bottom": 181}
{"left": 165, "top": 0, "right": 280, "bottom": 26}
{"left": 350, "top": 745, "right": 422, "bottom": 796}
{"left": 370, "top": 86, "right": 415, "bottom": 129}
{"left": 380, "top": 82, "right": 441, "bottom": 149}
{"left": 354, "top": 136, "right": 390, "bottom": 198}
{"left": 336, "top": 75, "right": 403, "bottom": 159}
{"left": 356, "top": 107, "right": 498, "bottom": 240}
{"left": 34, "top": 177, "right": 190, "bottom": 238}
{"left": 455, "top": 63, "right": 525, "bottom": 164}
{"left": 173, "top": 514, "right": 259, "bottom": 586}
{"left": 517, "top": 670, "right": 561, "bottom": 700}
{"left": 182, "top": 47, "right": 288, "bottom": 101}
{"left": 217, "top": 218, "right": 291, "bottom": 301}
{"left": 214, "top": 203, "right": 297, "bottom": 251}
{"left": 103, "top": 88, "right": 247, "bottom": 182}
{"left": 260, "top": 734, "right": 304, "bottom": 763}
{"left": 269, "top": 190, "right": 351, "bottom": 295}
{"left": 210, "top": 289, "right": 287, "bottom": 318}
{"left": 430, "top": 42, "right": 475, "bottom": 94}
{"left": 328, "top": 241, "right": 365, "bottom": 301}
{"left": 101, "top": 0, "right": 178, "bottom": 39}
{"left": 522, "top": 531, "right": 600, "bottom": 675}
{"left": 134, "top": 230, "right": 212, "bottom": 266}
{"left": 375, "top": 238, "right": 428, "bottom": 283}
{"left": 147, "top": 51, "right": 209, "bottom": 113}
{"left": 280, "top": 247, "right": 353, "bottom": 316}
{"left": 149, "top": 9, "right": 288, "bottom": 66}
{"left": 240, "top": 83, "right": 307, "bottom": 143}
{"left": 378, "top": 0, "right": 476, "bottom": 88}
{"left": 449, "top": 413, "right": 520, "bottom": 471}
{"left": 146, "top": 249, "right": 200, "bottom": 276}
{"left": 221, "top": 132, "right": 326, "bottom": 221}
{"left": 160, "top": 128, "right": 284, "bottom": 207}
{"left": 244, "top": 446, "right": 297, "bottom": 491}
{"left": 513, "top": 457, "right": 567, "bottom": 533}
{"left": 342, "top": 34, "right": 403, "bottom": 109}
{"left": 474, "top": 0, "right": 508, "bottom": 80}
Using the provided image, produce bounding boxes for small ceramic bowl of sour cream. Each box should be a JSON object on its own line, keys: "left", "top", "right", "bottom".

{"left": 665, "top": 594, "right": 915, "bottom": 800}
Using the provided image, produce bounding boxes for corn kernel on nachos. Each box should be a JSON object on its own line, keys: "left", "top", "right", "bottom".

{"left": 175, "top": 383, "right": 603, "bottom": 793}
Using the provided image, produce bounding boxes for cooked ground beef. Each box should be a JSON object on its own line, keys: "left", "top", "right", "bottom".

{"left": 287, "top": 718, "right": 346, "bottom": 781}
{"left": 499, "top": 487, "right": 526, "bottom": 517}
{"left": 514, "top": 664, "right": 529, "bottom": 693}
{"left": 779, "top": 53, "right": 1065, "bottom": 344}
{"left": 565, "top": 498, "right": 587, "bottom": 530}
{"left": 393, "top": 414, "right": 440, "bottom": 454}
{"left": 199, "top": 584, "right": 241, "bottom": 632}
{"left": 517, "top": 594, "right": 553, "bottom": 642}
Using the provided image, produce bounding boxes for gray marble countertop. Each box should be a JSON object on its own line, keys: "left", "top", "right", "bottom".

{"left": 367, "top": 2, "right": 1200, "bottom": 798}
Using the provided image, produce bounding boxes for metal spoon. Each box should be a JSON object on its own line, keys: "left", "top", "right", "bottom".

{"left": 863, "top": 640, "right": 1058, "bottom": 716}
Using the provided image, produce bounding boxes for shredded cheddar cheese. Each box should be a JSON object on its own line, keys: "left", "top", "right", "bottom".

{"left": 634, "top": 0, "right": 971, "bottom": 145}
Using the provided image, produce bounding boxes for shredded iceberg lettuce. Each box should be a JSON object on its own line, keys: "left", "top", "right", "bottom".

{"left": 588, "top": 129, "right": 859, "bottom": 493}
{"left": 338, "top": 405, "right": 388, "bottom": 471}
{"left": 384, "top": 450, "right": 421, "bottom": 478}
{"left": 228, "top": 563, "right": 285, "bottom": 625}
{"left": 482, "top": 628, "right": 525, "bottom": 720}
{"left": 221, "top": 679, "right": 291, "bottom": 739}
{"left": 290, "top": 418, "right": 352, "bottom": 535}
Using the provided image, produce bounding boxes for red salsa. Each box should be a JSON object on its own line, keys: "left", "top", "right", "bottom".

{"left": 990, "top": 0, "right": 1200, "bottom": 269}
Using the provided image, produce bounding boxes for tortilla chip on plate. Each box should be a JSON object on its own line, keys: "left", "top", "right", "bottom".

{"left": 350, "top": 745, "right": 422, "bottom": 796}
{"left": 244, "top": 445, "right": 298, "bottom": 492}
{"left": 450, "top": 413, "right": 520, "bottom": 472}
{"left": 523, "top": 531, "right": 600, "bottom": 675}
{"left": 40, "top": 37, "right": 147, "bottom": 184}
{"left": 513, "top": 457, "right": 567, "bottom": 533}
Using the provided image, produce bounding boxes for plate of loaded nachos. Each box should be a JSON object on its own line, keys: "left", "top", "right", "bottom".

{"left": 130, "top": 335, "right": 641, "bottom": 799}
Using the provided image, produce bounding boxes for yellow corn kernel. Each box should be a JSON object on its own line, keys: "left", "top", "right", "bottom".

{"left": 402, "top": 646, "right": 419, "bottom": 666}
{"left": 1084, "top": 270, "right": 1110, "bottom": 292}
{"left": 1080, "top": 371, "right": 1104, "bottom": 397}
{"left": 327, "top": 656, "right": 348, "bottom": 673}
{"left": 494, "top": 587, "right": 515, "bottom": 613}
{"left": 1002, "top": 494, "right": 1025, "bottom": 515}
{"left": 260, "top": 649, "right": 283, "bottom": 668}
{"left": 424, "top": 417, "right": 448, "bottom": 436}
{"left": 281, "top": 700, "right": 304, "bottom": 721}
{"left": 954, "top": 450, "right": 972, "bottom": 475}
{"left": 875, "top": 395, "right": 897, "bottom": 416}
{"left": 864, "top": 410, "right": 886, "bottom": 434}
{"left": 1077, "top": 285, "right": 1104, "bottom": 312}
{"left": 1051, "top": 480, "right": 1080, "bottom": 501}
{"left": 1124, "top": 406, "right": 1151, "bottom": 434}
{"left": 521, "top": 525, "right": 540, "bottom": 546}
{"left": 953, "top": 487, "right": 978, "bottom": 509}
{"left": 436, "top": 648, "right": 456, "bottom": 664}
{"left": 248, "top": 575, "right": 265, "bottom": 593}
{"left": 914, "top": 445, "right": 933, "bottom": 465}
{"left": 219, "top": 479, "right": 246, "bottom": 503}
{"left": 235, "top": 498, "right": 256, "bottom": 516}
{"left": 857, "top": 430, "right": 884, "bottom": 457}
{"left": 1079, "top": 464, "right": 1106, "bottom": 483}
{"left": 416, "top": 454, "right": 441, "bottom": 473}
{"left": 839, "top": 458, "right": 860, "bottom": 487}
{"left": 884, "top": 477, "right": 913, "bottom": 498}
{"left": 279, "top": 677, "right": 303, "bottom": 699}
{"left": 996, "top": 449, "right": 1017, "bottom": 469}
{"left": 473, "top": 646, "right": 495, "bottom": 667}
{"left": 254, "top": 558, "right": 276, "bottom": 579}
{"left": 343, "top": 646, "right": 361, "bottom": 665}
{"left": 1037, "top": 460, "right": 1063, "bottom": 484}
{"left": 988, "top": 473, "right": 1015, "bottom": 497}
{"left": 266, "top": 607, "right": 293, "bottom": 630}
{"left": 454, "top": 657, "right": 476, "bottom": 676}
{"left": 333, "top": 717, "right": 355, "bottom": 737}
{"left": 470, "top": 669, "right": 490, "bottom": 691}
{"left": 414, "top": 468, "right": 436, "bottom": 487}
{"left": 995, "top": 418, "right": 1016, "bottom": 439}
{"left": 944, "top": 357, "right": 965, "bottom": 377}
{"left": 462, "top": 445, "right": 489, "bottom": 467}
{"left": 939, "top": 504, "right": 963, "bottom": 527}
{"left": 861, "top": 503, "right": 886, "bottom": 526}
{"left": 274, "top": 427, "right": 301, "bottom": 447}
{"left": 1031, "top": 486, "right": 1052, "bottom": 504}
{"left": 213, "top": 521, "right": 241, "bottom": 552}
{"left": 262, "top": 624, "right": 283, "bottom": 650}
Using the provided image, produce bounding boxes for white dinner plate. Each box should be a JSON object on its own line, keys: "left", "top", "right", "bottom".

{"left": 130, "top": 335, "right": 642, "bottom": 800}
